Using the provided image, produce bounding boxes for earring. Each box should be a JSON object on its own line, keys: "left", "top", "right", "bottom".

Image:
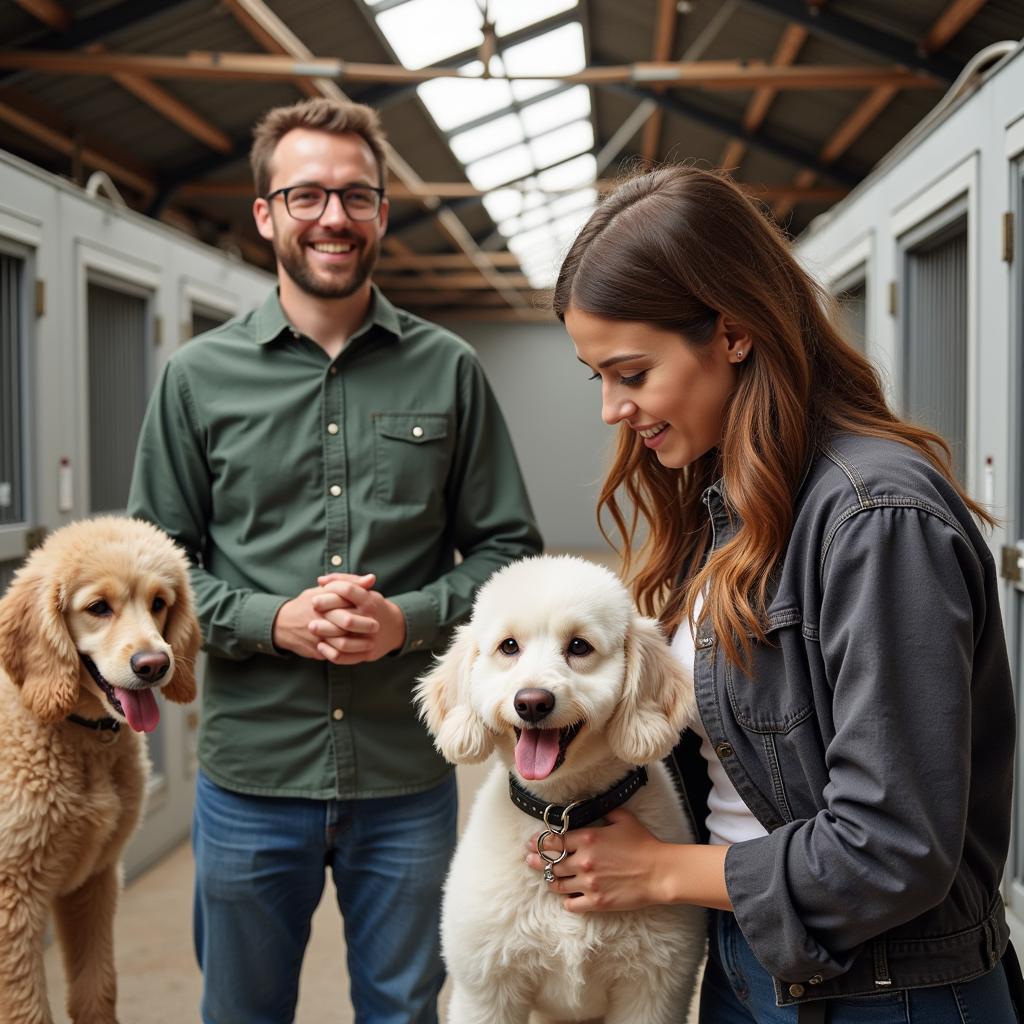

{"left": 735, "top": 350, "right": 744, "bottom": 360}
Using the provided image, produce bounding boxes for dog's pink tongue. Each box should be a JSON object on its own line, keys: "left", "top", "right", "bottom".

{"left": 115, "top": 688, "right": 160, "bottom": 733}
{"left": 515, "top": 728, "right": 561, "bottom": 781}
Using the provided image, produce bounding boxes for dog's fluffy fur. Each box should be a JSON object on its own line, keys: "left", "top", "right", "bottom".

{"left": 0, "top": 516, "right": 200, "bottom": 1024}
{"left": 415, "top": 555, "right": 705, "bottom": 1024}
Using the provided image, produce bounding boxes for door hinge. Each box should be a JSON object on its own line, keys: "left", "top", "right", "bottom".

{"left": 35, "top": 279, "right": 45, "bottom": 317}
{"left": 153, "top": 315, "right": 163, "bottom": 346}
{"left": 25, "top": 526, "right": 48, "bottom": 552}
{"left": 1001, "top": 544, "right": 1024, "bottom": 584}
{"left": 1002, "top": 212, "right": 1014, "bottom": 264}
{"left": 887, "top": 280, "right": 897, "bottom": 317}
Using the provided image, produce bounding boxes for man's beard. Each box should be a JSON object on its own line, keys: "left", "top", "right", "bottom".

{"left": 275, "top": 233, "right": 379, "bottom": 299}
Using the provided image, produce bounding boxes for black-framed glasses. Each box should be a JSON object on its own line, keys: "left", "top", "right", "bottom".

{"left": 265, "top": 184, "right": 385, "bottom": 222}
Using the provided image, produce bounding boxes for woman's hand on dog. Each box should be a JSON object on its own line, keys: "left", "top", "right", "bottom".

{"left": 525, "top": 808, "right": 733, "bottom": 913}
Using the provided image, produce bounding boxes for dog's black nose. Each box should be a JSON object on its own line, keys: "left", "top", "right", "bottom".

{"left": 514, "top": 688, "right": 555, "bottom": 723}
{"left": 130, "top": 650, "right": 170, "bottom": 683}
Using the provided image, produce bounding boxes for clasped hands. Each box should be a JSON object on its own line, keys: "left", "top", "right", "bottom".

{"left": 272, "top": 572, "right": 407, "bottom": 664}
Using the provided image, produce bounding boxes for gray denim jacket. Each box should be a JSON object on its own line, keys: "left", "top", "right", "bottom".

{"left": 669, "top": 432, "right": 1014, "bottom": 1008}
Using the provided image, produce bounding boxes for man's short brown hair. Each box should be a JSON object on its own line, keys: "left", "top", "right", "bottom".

{"left": 250, "top": 97, "right": 389, "bottom": 197}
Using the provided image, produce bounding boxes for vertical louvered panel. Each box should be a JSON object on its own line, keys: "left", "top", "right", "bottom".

{"left": 904, "top": 224, "right": 968, "bottom": 481}
{"left": 0, "top": 252, "right": 24, "bottom": 526}
{"left": 0, "top": 559, "right": 21, "bottom": 597}
{"left": 191, "top": 309, "right": 227, "bottom": 338}
{"left": 837, "top": 280, "right": 867, "bottom": 353}
{"left": 87, "top": 282, "right": 148, "bottom": 513}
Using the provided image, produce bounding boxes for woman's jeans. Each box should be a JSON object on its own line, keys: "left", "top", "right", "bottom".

{"left": 700, "top": 910, "right": 1017, "bottom": 1023}
{"left": 192, "top": 770, "right": 457, "bottom": 1024}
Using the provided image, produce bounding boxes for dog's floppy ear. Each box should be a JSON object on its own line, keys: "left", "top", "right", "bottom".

{"left": 413, "top": 624, "right": 494, "bottom": 764}
{"left": 160, "top": 569, "right": 200, "bottom": 705}
{"left": 607, "top": 614, "right": 696, "bottom": 765}
{"left": 0, "top": 561, "right": 81, "bottom": 722}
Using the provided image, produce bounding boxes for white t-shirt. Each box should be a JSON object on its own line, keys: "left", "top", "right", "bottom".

{"left": 670, "top": 596, "right": 769, "bottom": 847}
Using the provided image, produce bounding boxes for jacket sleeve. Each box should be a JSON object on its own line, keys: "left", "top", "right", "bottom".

{"left": 724, "top": 504, "right": 986, "bottom": 982}
{"left": 389, "top": 352, "right": 543, "bottom": 654}
{"left": 127, "top": 360, "right": 288, "bottom": 661}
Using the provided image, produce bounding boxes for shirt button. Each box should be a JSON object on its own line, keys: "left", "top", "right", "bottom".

{"left": 330, "top": 554, "right": 343, "bottom": 567}
{"left": 412, "top": 425, "right": 424, "bottom": 438}
{"left": 329, "top": 366, "right": 337, "bottom": 376}
{"left": 412, "top": 638, "right": 423, "bottom": 648}
{"left": 332, "top": 708, "right": 344, "bottom": 720}
{"left": 715, "top": 742, "right": 734, "bottom": 759}
{"left": 329, "top": 484, "right": 342, "bottom": 496}
{"left": 788, "top": 983, "right": 805, "bottom": 998}
{"left": 808, "top": 975, "right": 823, "bottom": 986}
{"left": 327, "top": 423, "right": 339, "bottom": 435}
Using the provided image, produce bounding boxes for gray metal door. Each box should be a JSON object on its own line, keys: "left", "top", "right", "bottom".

{"left": 833, "top": 266, "right": 867, "bottom": 354}
{"left": 1008, "top": 161, "right": 1024, "bottom": 932}
{"left": 86, "top": 280, "right": 149, "bottom": 514}
{"left": 901, "top": 202, "right": 969, "bottom": 482}
{"left": 0, "top": 243, "right": 32, "bottom": 592}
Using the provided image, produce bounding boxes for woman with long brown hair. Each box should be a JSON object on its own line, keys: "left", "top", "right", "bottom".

{"left": 525, "top": 166, "right": 1019, "bottom": 1022}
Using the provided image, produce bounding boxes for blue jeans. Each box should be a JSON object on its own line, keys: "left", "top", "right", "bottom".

{"left": 700, "top": 910, "right": 1017, "bottom": 1023}
{"left": 192, "top": 771, "right": 457, "bottom": 1024}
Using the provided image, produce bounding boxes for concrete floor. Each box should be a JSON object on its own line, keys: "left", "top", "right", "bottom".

{"left": 43, "top": 764, "right": 704, "bottom": 1024}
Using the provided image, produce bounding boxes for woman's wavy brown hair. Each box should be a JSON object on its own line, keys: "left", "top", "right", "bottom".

{"left": 553, "top": 165, "right": 991, "bottom": 670}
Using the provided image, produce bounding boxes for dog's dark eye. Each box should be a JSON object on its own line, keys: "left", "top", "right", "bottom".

{"left": 498, "top": 638, "right": 519, "bottom": 656}
{"left": 567, "top": 637, "right": 593, "bottom": 657}
{"left": 152, "top": 596, "right": 166, "bottom": 613}
{"left": 87, "top": 600, "right": 112, "bottom": 617}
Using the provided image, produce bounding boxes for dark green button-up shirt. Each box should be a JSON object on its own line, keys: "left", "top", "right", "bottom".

{"left": 128, "top": 287, "right": 541, "bottom": 799}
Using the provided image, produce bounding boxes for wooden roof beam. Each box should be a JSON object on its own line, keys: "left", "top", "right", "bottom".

{"left": 85, "top": 44, "right": 232, "bottom": 153}
{"left": 0, "top": 50, "right": 944, "bottom": 90}
{"left": 220, "top": 0, "right": 529, "bottom": 314}
{"left": 0, "top": 86, "right": 154, "bottom": 197}
{"left": 14, "top": 0, "right": 70, "bottom": 33}
{"left": 921, "top": 0, "right": 989, "bottom": 54}
{"left": 770, "top": 0, "right": 986, "bottom": 221}
{"left": 738, "top": 0, "right": 960, "bottom": 80}
{"left": 640, "top": 0, "right": 678, "bottom": 164}
{"left": 718, "top": 22, "right": 808, "bottom": 172}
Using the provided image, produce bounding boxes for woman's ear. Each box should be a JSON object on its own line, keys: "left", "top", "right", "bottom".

{"left": 413, "top": 625, "right": 494, "bottom": 765}
{"left": 607, "top": 615, "right": 696, "bottom": 765}
{"left": 0, "top": 562, "right": 81, "bottom": 722}
{"left": 720, "top": 314, "right": 754, "bottom": 364}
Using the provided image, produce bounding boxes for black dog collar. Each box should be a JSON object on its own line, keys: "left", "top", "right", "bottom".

{"left": 66, "top": 713, "right": 121, "bottom": 733}
{"left": 508, "top": 766, "right": 648, "bottom": 831}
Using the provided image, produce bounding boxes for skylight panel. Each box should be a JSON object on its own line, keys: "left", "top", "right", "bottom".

{"left": 488, "top": 0, "right": 578, "bottom": 36}
{"left": 376, "top": 0, "right": 483, "bottom": 69}
{"left": 502, "top": 22, "right": 586, "bottom": 78}
{"left": 549, "top": 187, "right": 597, "bottom": 218}
{"left": 482, "top": 189, "right": 523, "bottom": 224}
{"left": 520, "top": 85, "right": 590, "bottom": 137}
{"left": 537, "top": 152, "right": 597, "bottom": 192}
{"left": 550, "top": 207, "right": 592, "bottom": 246}
{"left": 465, "top": 144, "right": 534, "bottom": 190}
{"left": 529, "top": 119, "right": 593, "bottom": 170}
{"left": 508, "top": 230, "right": 561, "bottom": 287}
{"left": 449, "top": 114, "right": 525, "bottom": 164}
{"left": 417, "top": 62, "right": 514, "bottom": 132}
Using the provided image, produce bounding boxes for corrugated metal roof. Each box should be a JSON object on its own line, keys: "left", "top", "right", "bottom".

{"left": 0, "top": 0, "right": 1020, "bottom": 317}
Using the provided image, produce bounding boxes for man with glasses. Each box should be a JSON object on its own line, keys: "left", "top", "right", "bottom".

{"left": 129, "top": 97, "right": 541, "bottom": 1024}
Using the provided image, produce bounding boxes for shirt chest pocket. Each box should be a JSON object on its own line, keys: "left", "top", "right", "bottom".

{"left": 372, "top": 412, "right": 451, "bottom": 507}
{"left": 724, "top": 608, "right": 815, "bottom": 733}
